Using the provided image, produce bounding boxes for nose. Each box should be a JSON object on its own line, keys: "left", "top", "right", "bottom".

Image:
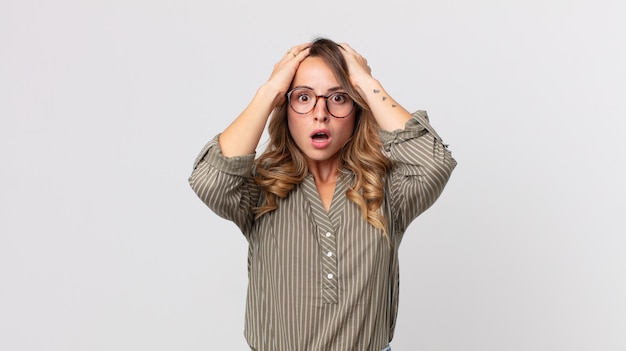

{"left": 313, "top": 96, "right": 329, "bottom": 122}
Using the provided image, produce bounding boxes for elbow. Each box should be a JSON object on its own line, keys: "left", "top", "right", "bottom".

{"left": 188, "top": 162, "right": 220, "bottom": 206}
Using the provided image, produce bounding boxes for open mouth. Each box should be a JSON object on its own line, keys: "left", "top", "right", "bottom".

{"left": 310, "top": 129, "right": 331, "bottom": 148}
{"left": 311, "top": 131, "right": 329, "bottom": 141}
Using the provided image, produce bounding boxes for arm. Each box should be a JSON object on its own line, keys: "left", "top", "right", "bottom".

{"left": 339, "top": 43, "right": 412, "bottom": 132}
{"left": 189, "top": 43, "right": 311, "bottom": 234}
{"left": 339, "top": 43, "right": 456, "bottom": 229}
{"left": 188, "top": 136, "right": 259, "bottom": 236}
{"left": 382, "top": 111, "right": 457, "bottom": 233}
{"left": 219, "top": 43, "right": 311, "bottom": 157}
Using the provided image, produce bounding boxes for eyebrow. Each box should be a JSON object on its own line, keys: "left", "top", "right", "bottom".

{"left": 292, "top": 85, "right": 346, "bottom": 94}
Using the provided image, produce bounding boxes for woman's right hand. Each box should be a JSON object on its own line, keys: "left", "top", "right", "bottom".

{"left": 218, "top": 43, "right": 309, "bottom": 157}
{"left": 265, "top": 43, "right": 311, "bottom": 107}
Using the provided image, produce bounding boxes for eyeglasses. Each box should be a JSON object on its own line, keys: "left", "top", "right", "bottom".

{"left": 286, "top": 88, "right": 355, "bottom": 118}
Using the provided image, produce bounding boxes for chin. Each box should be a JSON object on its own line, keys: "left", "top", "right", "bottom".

{"left": 304, "top": 149, "right": 341, "bottom": 163}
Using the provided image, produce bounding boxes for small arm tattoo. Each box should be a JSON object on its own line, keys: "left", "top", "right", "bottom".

{"left": 373, "top": 89, "right": 396, "bottom": 107}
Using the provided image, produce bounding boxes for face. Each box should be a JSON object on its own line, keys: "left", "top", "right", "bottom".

{"left": 287, "top": 56, "right": 356, "bottom": 166}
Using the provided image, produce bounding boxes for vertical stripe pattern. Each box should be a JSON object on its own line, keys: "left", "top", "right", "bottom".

{"left": 188, "top": 111, "right": 456, "bottom": 351}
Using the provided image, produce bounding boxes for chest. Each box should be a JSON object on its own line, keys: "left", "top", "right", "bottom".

{"left": 251, "top": 183, "right": 389, "bottom": 265}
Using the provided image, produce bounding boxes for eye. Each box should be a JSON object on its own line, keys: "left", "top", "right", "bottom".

{"left": 294, "top": 90, "right": 313, "bottom": 103}
{"left": 329, "top": 93, "right": 349, "bottom": 104}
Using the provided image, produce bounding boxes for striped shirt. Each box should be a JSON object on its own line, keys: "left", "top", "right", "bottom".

{"left": 188, "top": 111, "right": 456, "bottom": 351}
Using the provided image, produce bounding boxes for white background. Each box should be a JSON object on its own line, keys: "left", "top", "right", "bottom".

{"left": 1, "top": 1, "right": 625, "bottom": 350}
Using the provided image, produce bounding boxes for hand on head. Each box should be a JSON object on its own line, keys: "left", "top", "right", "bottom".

{"left": 337, "top": 43, "right": 374, "bottom": 91}
{"left": 266, "top": 43, "right": 311, "bottom": 106}
{"left": 266, "top": 40, "right": 375, "bottom": 107}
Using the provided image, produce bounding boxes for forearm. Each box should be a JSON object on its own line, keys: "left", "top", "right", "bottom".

{"left": 219, "top": 83, "right": 282, "bottom": 157}
{"left": 356, "top": 77, "right": 412, "bottom": 132}
{"left": 220, "top": 43, "right": 311, "bottom": 157}
{"left": 338, "top": 43, "right": 412, "bottom": 131}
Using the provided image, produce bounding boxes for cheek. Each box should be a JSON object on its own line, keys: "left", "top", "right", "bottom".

{"left": 286, "top": 115, "right": 297, "bottom": 137}
{"left": 287, "top": 115, "right": 306, "bottom": 143}
{"left": 338, "top": 119, "right": 356, "bottom": 141}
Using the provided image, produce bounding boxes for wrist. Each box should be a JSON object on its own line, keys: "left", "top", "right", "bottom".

{"left": 353, "top": 76, "right": 380, "bottom": 96}
{"left": 257, "top": 83, "right": 286, "bottom": 107}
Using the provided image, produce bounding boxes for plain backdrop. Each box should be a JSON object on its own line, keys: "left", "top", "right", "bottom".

{"left": 1, "top": 1, "right": 625, "bottom": 350}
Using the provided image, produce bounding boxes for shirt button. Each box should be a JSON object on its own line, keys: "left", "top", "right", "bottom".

{"left": 325, "top": 232, "right": 331, "bottom": 237}
{"left": 327, "top": 273, "right": 334, "bottom": 279}
{"left": 326, "top": 251, "right": 333, "bottom": 257}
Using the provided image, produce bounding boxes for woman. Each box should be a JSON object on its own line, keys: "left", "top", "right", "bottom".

{"left": 189, "top": 38, "right": 456, "bottom": 351}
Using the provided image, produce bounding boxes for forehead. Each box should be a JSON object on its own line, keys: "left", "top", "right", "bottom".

{"left": 292, "top": 56, "right": 340, "bottom": 89}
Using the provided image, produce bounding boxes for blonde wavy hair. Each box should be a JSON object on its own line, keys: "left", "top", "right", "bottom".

{"left": 254, "top": 38, "right": 392, "bottom": 237}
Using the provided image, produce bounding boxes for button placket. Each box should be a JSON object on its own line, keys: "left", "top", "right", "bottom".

{"left": 320, "top": 229, "right": 338, "bottom": 304}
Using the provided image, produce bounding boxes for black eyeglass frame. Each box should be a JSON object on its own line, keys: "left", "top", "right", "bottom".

{"left": 286, "top": 88, "right": 356, "bottom": 119}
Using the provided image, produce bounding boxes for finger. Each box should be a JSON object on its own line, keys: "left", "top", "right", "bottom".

{"left": 338, "top": 43, "right": 362, "bottom": 63}
{"left": 295, "top": 46, "right": 310, "bottom": 59}
{"left": 285, "top": 43, "right": 311, "bottom": 58}
{"left": 291, "top": 42, "right": 311, "bottom": 53}
{"left": 338, "top": 42, "right": 356, "bottom": 54}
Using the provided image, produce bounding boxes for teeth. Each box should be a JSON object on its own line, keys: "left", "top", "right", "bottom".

{"left": 312, "top": 133, "right": 328, "bottom": 139}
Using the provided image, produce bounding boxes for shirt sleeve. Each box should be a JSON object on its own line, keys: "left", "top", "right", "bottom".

{"left": 380, "top": 110, "right": 457, "bottom": 235}
{"left": 188, "top": 134, "right": 259, "bottom": 237}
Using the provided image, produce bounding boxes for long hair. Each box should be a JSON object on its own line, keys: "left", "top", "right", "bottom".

{"left": 254, "top": 38, "right": 392, "bottom": 237}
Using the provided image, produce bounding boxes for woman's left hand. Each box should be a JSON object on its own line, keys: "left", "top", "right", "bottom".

{"left": 338, "top": 42, "right": 412, "bottom": 131}
{"left": 338, "top": 43, "right": 376, "bottom": 91}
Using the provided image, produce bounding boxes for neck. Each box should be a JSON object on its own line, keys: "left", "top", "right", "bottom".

{"left": 308, "top": 155, "right": 341, "bottom": 184}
